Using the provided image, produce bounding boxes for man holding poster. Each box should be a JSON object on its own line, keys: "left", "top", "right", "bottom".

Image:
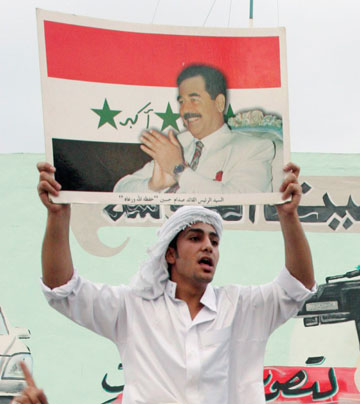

{"left": 113, "top": 64, "right": 275, "bottom": 195}
{"left": 37, "top": 161, "right": 315, "bottom": 404}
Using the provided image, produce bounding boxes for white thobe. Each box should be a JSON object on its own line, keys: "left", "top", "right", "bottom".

{"left": 41, "top": 268, "right": 313, "bottom": 404}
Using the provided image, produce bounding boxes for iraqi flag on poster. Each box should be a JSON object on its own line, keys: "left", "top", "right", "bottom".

{"left": 37, "top": 9, "right": 289, "bottom": 205}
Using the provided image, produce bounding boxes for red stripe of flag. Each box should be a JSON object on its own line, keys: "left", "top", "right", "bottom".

{"left": 44, "top": 21, "right": 281, "bottom": 89}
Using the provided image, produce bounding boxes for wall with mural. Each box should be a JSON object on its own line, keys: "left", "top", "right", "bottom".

{"left": 0, "top": 152, "right": 359, "bottom": 404}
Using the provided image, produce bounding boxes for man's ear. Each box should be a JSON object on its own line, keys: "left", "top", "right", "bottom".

{"left": 165, "top": 247, "right": 177, "bottom": 265}
{"left": 215, "top": 94, "right": 226, "bottom": 113}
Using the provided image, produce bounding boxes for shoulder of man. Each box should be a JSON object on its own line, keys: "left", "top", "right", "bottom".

{"left": 213, "top": 283, "right": 253, "bottom": 303}
{"left": 227, "top": 128, "right": 275, "bottom": 155}
{"left": 229, "top": 128, "right": 273, "bottom": 144}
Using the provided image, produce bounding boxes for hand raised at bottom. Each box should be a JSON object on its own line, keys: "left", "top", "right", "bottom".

{"left": 11, "top": 362, "right": 48, "bottom": 404}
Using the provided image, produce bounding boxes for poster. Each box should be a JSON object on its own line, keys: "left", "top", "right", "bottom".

{"left": 37, "top": 9, "right": 289, "bottom": 206}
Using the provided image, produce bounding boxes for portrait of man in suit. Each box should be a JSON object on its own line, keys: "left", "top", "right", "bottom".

{"left": 114, "top": 64, "right": 275, "bottom": 195}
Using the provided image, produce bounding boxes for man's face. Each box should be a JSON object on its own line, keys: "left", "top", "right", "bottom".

{"left": 177, "top": 75, "right": 225, "bottom": 140}
{"left": 166, "top": 222, "right": 220, "bottom": 288}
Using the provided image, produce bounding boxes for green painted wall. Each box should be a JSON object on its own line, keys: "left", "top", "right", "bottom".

{"left": 0, "top": 153, "right": 359, "bottom": 403}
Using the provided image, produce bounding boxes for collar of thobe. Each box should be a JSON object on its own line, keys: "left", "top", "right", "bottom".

{"left": 165, "top": 279, "right": 217, "bottom": 313}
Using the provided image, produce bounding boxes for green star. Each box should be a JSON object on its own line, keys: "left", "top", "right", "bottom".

{"left": 155, "top": 102, "right": 181, "bottom": 131}
{"left": 224, "top": 104, "right": 235, "bottom": 122}
{"left": 91, "top": 99, "right": 121, "bottom": 129}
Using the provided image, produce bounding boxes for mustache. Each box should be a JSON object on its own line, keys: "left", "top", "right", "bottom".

{"left": 183, "top": 113, "right": 202, "bottom": 120}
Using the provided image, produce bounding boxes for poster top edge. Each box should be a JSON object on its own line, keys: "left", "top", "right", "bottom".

{"left": 36, "top": 8, "right": 285, "bottom": 37}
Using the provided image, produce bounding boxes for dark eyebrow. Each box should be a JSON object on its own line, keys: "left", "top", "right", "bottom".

{"left": 176, "top": 92, "right": 201, "bottom": 102}
{"left": 184, "top": 228, "right": 219, "bottom": 239}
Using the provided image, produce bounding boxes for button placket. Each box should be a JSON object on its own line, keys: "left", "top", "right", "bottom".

{"left": 185, "top": 325, "right": 201, "bottom": 402}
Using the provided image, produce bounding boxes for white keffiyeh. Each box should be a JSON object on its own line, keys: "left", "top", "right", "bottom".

{"left": 131, "top": 206, "right": 223, "bottom": 299}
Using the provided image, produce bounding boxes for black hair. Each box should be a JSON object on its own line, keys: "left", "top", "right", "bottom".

{"left": 168, "top": 233, "right": 179, "bottom": 252}
{"left": 176, "top": 64, "right": 227, "bottom": 101}
{"left": 167, "top": 233, "right": 180, "bottom": 275}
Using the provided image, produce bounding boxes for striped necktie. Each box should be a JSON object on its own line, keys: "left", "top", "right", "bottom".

{"left": 166, "top": 140, "right": 204, "bottom": 193}
{"left": 189, "top": 141, "right": 204, "bottom": 171}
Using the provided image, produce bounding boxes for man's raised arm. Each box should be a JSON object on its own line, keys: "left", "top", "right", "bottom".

{"left": 276, "top": 162, "right": 315, "bottom": 290}
{"left": 37, "top": 162, "right": 74, "bottom": 289}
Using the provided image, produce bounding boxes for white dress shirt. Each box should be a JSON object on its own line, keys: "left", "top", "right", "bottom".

{"left": 42, "top": 268, "right": 313, "bottom": 404}
{"left": 113, "top": 125, "right": 275, "bottom": 194}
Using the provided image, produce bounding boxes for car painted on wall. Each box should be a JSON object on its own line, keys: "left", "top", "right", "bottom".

{"left": 0, "top": 307, "right": 32, "bottom": 403}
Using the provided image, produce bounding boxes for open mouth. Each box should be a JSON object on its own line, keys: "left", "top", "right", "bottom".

{"left": 198, "top": 256, "right": 214, "bottom": 272}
